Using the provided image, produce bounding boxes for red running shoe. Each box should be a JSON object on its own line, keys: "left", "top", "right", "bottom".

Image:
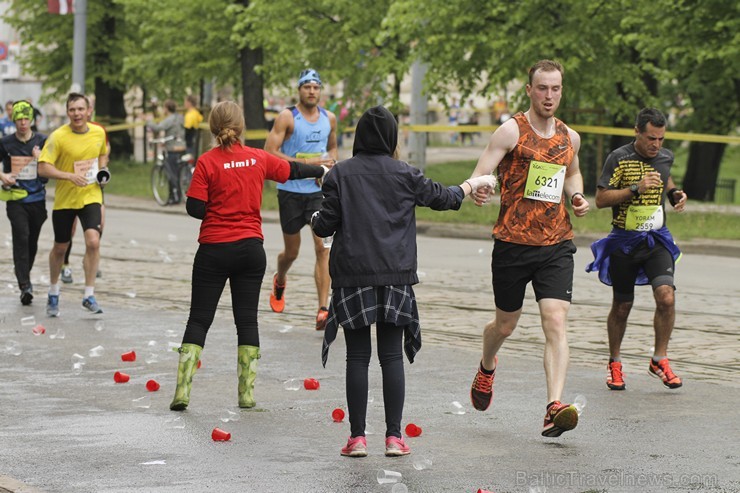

{"left": 541, "top": 401, "right": 578, "bottom": 437}
{"left": 470, "top": 357, "right": 497, "bottom": 411}
{"left": 649, "top": 358, "right": 682, "bottom": 389}
{"left": 269, "top": 274, "right": 286, "bottom": 313}
{"left": 606, "top": 361, "right": 626, "bottom": 390}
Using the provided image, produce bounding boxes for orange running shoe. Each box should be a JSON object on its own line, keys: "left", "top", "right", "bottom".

{"left": 648, "top": 358, "right": 682, "bottom": 389}
{"left": 269, "top": 274, "right": 286, "bottom": 313}
{"left": 470, "top": 357, "right": 497, "bottom": 411}
{"left": 606, "top": 361, "right": 626, "bottom": 390}
{"left": 315, "top": 306, "right": 329, "bottom": 331}
{"left": 541, "top": 401, "right": 578, "bottom": 437}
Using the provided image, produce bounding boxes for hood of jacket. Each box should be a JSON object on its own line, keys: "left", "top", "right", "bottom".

{"left": 352, "top": 106, "right": 397, "bottom": 157}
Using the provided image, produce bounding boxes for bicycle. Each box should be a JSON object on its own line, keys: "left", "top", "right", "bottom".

{"left": 149, "top": 136, "right": 195, "bottom": 206}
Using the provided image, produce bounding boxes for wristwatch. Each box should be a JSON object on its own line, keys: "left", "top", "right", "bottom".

{"left": 629, "top": 184, "right": 640, "bottom": 196}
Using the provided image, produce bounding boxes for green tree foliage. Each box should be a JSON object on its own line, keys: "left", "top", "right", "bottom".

{"left": 386, "top": 0, "right": 668, "bottom": 120}
{"left": 230, "top": 0, "right": 413, "bottom": 117}
{"left": 115, "top": 0, "right": 241, "bottom": 98}
{"left": 3, "top": 0, "right": 133, "bottom": 156}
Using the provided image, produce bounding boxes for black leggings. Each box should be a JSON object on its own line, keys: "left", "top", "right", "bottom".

{"left": 182, "top": 238, "right": 266, "bottom": 348}
{"left": 6, "top": 200, "right": 47, "bottom": 289}
{"left": 344, "top": 321, "right": 406, "bottom": 439}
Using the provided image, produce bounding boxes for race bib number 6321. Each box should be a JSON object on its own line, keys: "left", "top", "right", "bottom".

{"left": 524, "top": 160, "right": 566, "bottom": 203}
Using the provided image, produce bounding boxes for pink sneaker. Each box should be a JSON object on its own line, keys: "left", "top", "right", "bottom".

{"left": 340, "top": 436, "right": 367, "bottom": 457}
{"left": 385, "top": 436, "right": 411, "bottom": 457}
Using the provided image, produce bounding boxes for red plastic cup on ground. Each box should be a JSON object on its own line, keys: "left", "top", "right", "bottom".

{"left": 114, "top": 371, "right": 130, "bottom": 383}
{"left": 197, "top": 359, "right": 202, "bottom": 369}
{"left": 477, "top": 489, "right": 495, "bottom": 493}
{"left": 32, "top": 325, "right": 46, "bottom": 335}
{"left": 303, "top": 378, "right": 320, "bottom": 390}
{"left": 146, "top": 379, "right": 160, "bottom": 392}
{"left": 405, "top": 423, "right": 422, "bottom": 437}
{"left": 121, "top": 350, "right": 137, "bottom": 362}
{"left": 211, "top": 427, "right": 231, "bottom": 441}
{"left": 331, "top": 408, "right": 345, "bottom": 422}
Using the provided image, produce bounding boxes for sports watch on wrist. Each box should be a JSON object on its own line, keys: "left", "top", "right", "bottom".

{"left": 629, "top": 184, "right": 640, "bottom": 196}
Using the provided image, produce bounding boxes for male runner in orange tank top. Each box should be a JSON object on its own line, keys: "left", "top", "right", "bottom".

{"left": 467, "top": 60, "right": 590, "bottom": 437}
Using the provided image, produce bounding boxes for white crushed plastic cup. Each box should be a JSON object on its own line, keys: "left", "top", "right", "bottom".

{"left": 573, "top": 394, "right": 587, "bottom": 416}
{"left": 94, "top": 321, "right": 104, "bottom": 332}
{"left": 450, "top": 401, "right": 465, "bottom": 415}
{"left": 133, "top": 395, "right": 152, "bottom": 409}
{"left": 283, "top": 378, "right": 301, "bottom": 391}
{"left": 145, "top": 353, "right": 159, "bottom": 364}
{"left": 279, "top": 325, "right": 293, "bottom": 334}
{"left": 220, "top": 409, "right": 240, "bottom": 423}
{"left": 5, "top": 340, "right": 22, "bottom": 356}
{"left": 71, "top": 353, "right": 86, "bottom": 375}
{"left": 20, "top": 315, "right": 35, "bottom": 326}
{"left": 49, "top": 328, "right": 66, "bottom": 340}
{"left": 89, "top": 345, "right": 105, "bottom": 358}
{"left": 412, "top": 457, "right": 433, "bottom": 470}
{"left": 377, "top": 469, "right": 402, "bottom": 484}
{"left": 165, "top": 416, "right": 185, "bottom": 429}
{"left": 392, "top": 484, "right": 409, "bottom": 493}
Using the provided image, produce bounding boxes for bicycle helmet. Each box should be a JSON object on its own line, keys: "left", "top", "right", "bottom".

{"left": 298, "top": 69, "right": 322, "bottom": 88}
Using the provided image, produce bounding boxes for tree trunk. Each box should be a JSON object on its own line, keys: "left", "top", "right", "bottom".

{"left": 94, "top": 77, "right": 132, "bottom": 159}
{"left": 238, "top": 0, "right": 266, "bottom": 149}
{"left": 240, "top": 45, "right": 267, "bottom": 148}
{"left": 682, "top": 142, "right": 726, "bottom": 202}
{"left": 92, "top": 6, "right": 132, "bottom": 159}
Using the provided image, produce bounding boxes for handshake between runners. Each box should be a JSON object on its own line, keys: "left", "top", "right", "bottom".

{"left": 463, "top": 174, "right": 498, "bottom": 205}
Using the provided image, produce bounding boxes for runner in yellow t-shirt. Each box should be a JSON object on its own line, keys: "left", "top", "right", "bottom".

{"left": 183, "top": 94, "right": 203, "bottom": 155}
{"left": 38, "top": 93, "right": 108, "bottom": 317}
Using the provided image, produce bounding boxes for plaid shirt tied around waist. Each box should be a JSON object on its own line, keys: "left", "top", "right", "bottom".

{"left": 321, "top": 285, "right": 421, "bottom": 367}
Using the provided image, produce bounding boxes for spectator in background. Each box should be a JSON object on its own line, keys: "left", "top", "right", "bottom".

{"left": 146, "top": 99, "right": 186, "bottom": 204}
{"left": 460, "top": 99, "right": 477, "bottom": 146}
{"left": 183, "top": 95, "right": 203, "bottom": 156}
{"left": 1, "top": 101, "right": 17, "bottom": 136}
{"left": 448, "top": 97, "right": 460, "bottom": 144}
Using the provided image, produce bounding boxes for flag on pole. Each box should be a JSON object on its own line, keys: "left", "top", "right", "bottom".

{"left": 48, "top": 0, "right": 75, "bottom": 14}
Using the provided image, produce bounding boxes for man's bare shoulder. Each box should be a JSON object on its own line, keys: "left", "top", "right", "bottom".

{"left": 490, "top": 118, "right": 520, "bottom": 151}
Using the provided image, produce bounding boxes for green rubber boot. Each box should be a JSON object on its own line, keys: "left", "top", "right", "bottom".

{"left": 169, "top": 343, "right": 202, "bottom": 411}
{"left": 237, "top": 345, "right": 260, "bottom": 408}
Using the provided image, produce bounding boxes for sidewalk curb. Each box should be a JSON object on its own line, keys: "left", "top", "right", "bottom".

{"left": 0, "top": 476, "right": 43, "bottom": 493}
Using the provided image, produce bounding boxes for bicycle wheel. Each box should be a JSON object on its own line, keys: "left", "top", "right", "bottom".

{"left": 151, "top": 164, "right": 170, "bottom": 206}
{"left": 178, "top": 163, "right": 194, "bottom": 198}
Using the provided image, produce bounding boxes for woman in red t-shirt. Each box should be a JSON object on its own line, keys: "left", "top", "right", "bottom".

{"left": 169, "top": 101, "right": 328, "bottom": 412}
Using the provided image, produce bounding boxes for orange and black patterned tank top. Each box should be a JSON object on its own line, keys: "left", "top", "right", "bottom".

{"left": 492, "top": 112, "right": 575, "bottom": 246}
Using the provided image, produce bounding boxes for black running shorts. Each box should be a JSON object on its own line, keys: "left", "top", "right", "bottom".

{"left": 491, "top": 239, "right": 576, "bottom": 312}
{"left": 52, "top": 203, "right": 103, "bottom": 243}
{"left": 608, "top": 240, "right": 675, "bottom": 302}
{"left": 277, "top": 190, "right": 323, "bottom": 235}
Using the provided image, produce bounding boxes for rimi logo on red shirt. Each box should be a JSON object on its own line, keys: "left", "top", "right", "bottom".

{"left": 224, "top": 158, "right": 257, "bottom": 169}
